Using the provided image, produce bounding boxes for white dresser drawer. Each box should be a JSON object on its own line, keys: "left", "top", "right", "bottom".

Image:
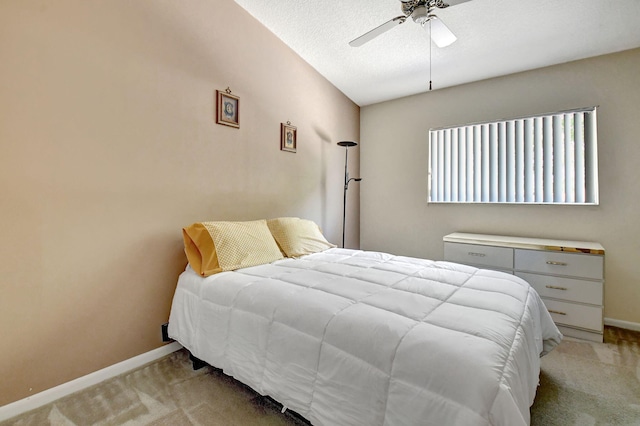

{"left": 444, "top": 242, "right": 513, "bottom": 270}
{"left": 542, "top": 299, "right": 603, "bottom": 332}
{"left": 514, "top": 249, "right": 603, "bottom": 280}
{"left": 516, "top": 272, "right": 603, "bottom": 305}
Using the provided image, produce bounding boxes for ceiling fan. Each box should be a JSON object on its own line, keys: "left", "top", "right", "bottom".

{"left": 349, "top": 0, "right": 471, "bottom": 48}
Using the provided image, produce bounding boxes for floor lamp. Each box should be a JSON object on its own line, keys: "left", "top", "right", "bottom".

{"left": 337, "top": 141, "right": 362, "bottom": 248}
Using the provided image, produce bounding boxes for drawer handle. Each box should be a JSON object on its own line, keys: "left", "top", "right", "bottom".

{"left": 548, "top": 309, "right": 567, "bottom": 316}
{"left": 546, "top": 261, "right": 568, "bottom": 266}
{"left": 545, "top": 285, "right": 568, "bottom": 291}
{"left": 468, "top": 252, "right": 486, "bottom": 257}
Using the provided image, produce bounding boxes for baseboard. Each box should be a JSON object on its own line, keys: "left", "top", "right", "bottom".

{"left": 0, "top": 341, "right": 182, "bottom": 422}
{"left": 604, "top": 317, "right": 640, "bottom": 332}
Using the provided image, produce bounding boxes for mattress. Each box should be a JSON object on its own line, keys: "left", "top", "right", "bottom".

{"left": 168, "top": 248, "right": 562, "bottom": 425}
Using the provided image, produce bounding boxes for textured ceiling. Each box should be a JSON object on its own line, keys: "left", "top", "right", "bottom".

{"left": 234, "top": 0, "right": 640, "bottom": 106}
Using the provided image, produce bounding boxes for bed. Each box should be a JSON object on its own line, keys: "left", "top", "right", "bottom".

{"left": 167, "top": 218, "right": 562, "bottom": 426}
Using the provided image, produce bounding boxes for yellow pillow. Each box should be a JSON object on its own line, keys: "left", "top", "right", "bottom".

{"left": 183, "top": 220, "right": 284, "bottom": 276}
{"left": 267, "top": 217, "right": 336, "bottom": 258}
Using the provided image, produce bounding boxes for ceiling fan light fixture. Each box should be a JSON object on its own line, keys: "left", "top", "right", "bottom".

{"left": 427, "top": 14, "right": 457, "bottom": 47}
{"left": 412, "top": 5, "right": 430, "bottom": 24}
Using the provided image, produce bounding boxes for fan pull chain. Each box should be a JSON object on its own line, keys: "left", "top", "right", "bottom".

{"left": 429, "top": 19, "right": 432, "bottom": 91}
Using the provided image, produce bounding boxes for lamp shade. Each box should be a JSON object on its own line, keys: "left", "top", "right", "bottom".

{"left": 337, "top": 141, "right": 357, "bottom": 147}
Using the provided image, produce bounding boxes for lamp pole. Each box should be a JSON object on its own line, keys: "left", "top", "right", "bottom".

{"left": 337, "top": 141, "right": 361, "bottom": 248}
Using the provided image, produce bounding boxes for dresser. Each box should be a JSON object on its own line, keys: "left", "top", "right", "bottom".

{"left": 443, "top": 232, "right": 605, "bottom": 342}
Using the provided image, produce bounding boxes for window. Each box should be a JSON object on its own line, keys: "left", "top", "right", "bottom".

{"left": 428, "top": 106, "right": 598, "bottom": 204}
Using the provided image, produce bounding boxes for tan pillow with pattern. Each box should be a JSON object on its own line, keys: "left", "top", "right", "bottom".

{"left": 267, "top": 217, "right": 336, "bottom": 258}
{"left": 183, "top": 220, "right": 284, "bottom": 276}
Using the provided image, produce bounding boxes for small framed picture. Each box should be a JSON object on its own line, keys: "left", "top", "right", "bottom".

{"left": 216, "top": 90, "right": 240, "bottom": 128}
{"left": 280, "top": 123, "right": 297, "bottom": 153}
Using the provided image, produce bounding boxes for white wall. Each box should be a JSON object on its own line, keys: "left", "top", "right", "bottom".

{"left": 360, "top": 48, "right": 640, "bottom": 325}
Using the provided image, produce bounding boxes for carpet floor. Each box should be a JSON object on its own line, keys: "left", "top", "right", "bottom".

{"left": 3, "top": 326, "right": 639, "bottom": 425}
{"left": 530, "top": 326, "right": 640, "bottom": 425}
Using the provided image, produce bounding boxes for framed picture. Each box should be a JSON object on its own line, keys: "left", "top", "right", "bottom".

{"left": 216, "top": 89, "right": 240, "bottom": 128}
{"left": 280, "top": 122, "right": 297, "bottom": 153}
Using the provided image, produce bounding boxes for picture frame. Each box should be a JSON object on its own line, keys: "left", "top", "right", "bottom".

{"left": 216, "top": 89, "right": 240, "bottom": 128}
{"left": 280, "top": 122, "right": 297, "bottom": 153}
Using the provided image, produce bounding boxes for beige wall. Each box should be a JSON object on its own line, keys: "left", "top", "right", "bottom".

{"left": 361, "top": 48, "right": 640, "bottom": 326}
{"left": 0, "top": 0, "right": 359, "bottom": 406}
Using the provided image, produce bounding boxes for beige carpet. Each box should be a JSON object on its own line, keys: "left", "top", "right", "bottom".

{"left": 3, "top": 326, "right": 640, "bottom": 425}
{"left": 530, "top": 327, "right": 640, "bottom": 425}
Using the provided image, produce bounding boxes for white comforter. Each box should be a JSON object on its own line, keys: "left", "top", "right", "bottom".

{"left": 168, "top": 248, "right": 561, "bottom": 426}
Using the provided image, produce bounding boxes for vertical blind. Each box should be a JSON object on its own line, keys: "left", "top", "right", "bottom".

{"left": 428, "top": 107, "right": 598, "bottom": 204}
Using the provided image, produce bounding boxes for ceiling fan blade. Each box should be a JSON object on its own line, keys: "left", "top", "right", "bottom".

{"left": 349, "top": 16, "right": 407, "bottom": 47}
{"left": 442, "top": 0, "right": 472, "bottom": 6}
{"left": 428, "top": 15, "right": 457, "bottom": 48}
